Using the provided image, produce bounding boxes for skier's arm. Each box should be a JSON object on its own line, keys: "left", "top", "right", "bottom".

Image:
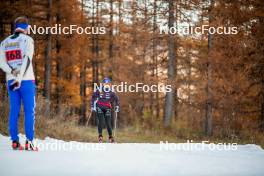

{"left": 90, "top": 91, "right": 99, "bottom": 110}
{"left": 112, "top": 92, "right": 120, "bottom": 112}
{"left": 0, "top": 42, "right": 13, "bottom": 74}
{"left": 114, "top": 92, "right": 120, "bottom": 106}
{"left": 16, "top": 37, "right": 34, "bottom": 83}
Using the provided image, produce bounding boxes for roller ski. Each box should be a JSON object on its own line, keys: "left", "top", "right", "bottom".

{"left": 12, "top": 141, "right": 24, "bottom": 150}
{"left": 98, "top": 135, "right": 116, "bottom": 143}
{"left": 109, "top": 136, "right": 115, "bottom": 143}
{"left": 98, "top": 135, "right": 103, "bottom": 143}
{"left": 25, "top": 140, "right": 38, "bottom": 151}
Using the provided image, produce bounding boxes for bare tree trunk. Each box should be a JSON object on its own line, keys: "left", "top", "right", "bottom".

{"left": 164, "top": 0, "right": 176, "bottom": 127}
{"left": 260, "top": 77, "right": 264, "bottom": 131}
{"left": 205, "top": 0, "right": 214, "bottom": 136}
{"left": 258, "top": 17, "right": 264, "bottom": 132}
{"left": 79, "top": 0, "right": 87, "bottom": 125}
{"left": 153, "top": 0, "right": 160, "bottom": 119}
{"left": 108, "top": 0, "right": 114, "bottom": 79}
{"left": 149, "top": 0, "right": 154, "bottom": 117}
{"left": 95, "top": 0, "right": 99, "bottom": 83}
{"left": 0, "top": 13, "right": 6, "bottom": 99}
{"left": 55, "top": 1, "right": 62, "bottom": 115}
{"left": 258, "top": 16, "right": 264, "bottom": 131}
{"left": 91, "top": 0, "right": 96, "bottom": 85}
{"left": 187, "top": 47, "right": 192, "bottom": 127}
{"left": 79, "top": 61, "right": 87, "bottom": 125}
{"left": 91, "top": 0, "right": 99, "bottom": 85}
{"left": 91, "top": 0, "right": 100, "bottom": 125}
{"left": 44, "top": 0, "right": 52, "bottom": 116}
{"left": 116, "top": 0, "right": 122, "bottom": 80}
{"left": 56, "top": 43, "right": 62, "bottom": 114}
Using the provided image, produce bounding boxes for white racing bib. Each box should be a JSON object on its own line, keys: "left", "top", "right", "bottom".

{"left": 5, "top": 41, "right": 23, "bottom": 70}
{"left": 0, "top": 33, "right": 35, "bottom": 81}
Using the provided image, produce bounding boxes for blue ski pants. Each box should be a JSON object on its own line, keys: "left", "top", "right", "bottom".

{"left": 7, "top": 80, "right": 36, "bottom": 141}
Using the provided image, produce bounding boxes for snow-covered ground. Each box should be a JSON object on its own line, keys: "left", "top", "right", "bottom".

{"left": 1, "top": 134, "right": 264, "bottom": 176}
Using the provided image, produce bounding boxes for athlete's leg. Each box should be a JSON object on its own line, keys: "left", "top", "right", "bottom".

{"left": 96, "top": 107, "right": 104, "bottom": 136}
{"left": 105, "top": 108, "right": 113, "bottom": 137}
{"left": 7, "top": 80, "right": 21, "bottom": 141}
{"left": 20, "top": 80, "right": 36, "bottom": 141}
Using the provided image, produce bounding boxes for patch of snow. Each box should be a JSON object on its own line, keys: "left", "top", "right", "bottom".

{"left": 1, "top": 134, "right": 264, "bottom": 176}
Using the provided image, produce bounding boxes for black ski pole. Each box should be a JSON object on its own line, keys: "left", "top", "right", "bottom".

{"left": 86, "top": 111, "right": 92, "bottom": 127}
{"left": 113, "top": 111, "right": 118, "bottom": 137}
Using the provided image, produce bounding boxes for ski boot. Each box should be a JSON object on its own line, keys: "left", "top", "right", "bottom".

{"left": 109, "top": 136, "right": 115, "bottom": 143}
{"left": 98, "top": 135, "right": 103, "bottom": 143}
{"left": 12, "top": 141, "right": 24, "bottom": 150}
{"left": 25, "top": 140, "right": 38, "bottom": 151}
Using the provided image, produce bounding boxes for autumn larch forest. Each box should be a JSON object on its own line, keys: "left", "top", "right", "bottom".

{"left": 0, "top": 0, "right": 264, "bottom": 145}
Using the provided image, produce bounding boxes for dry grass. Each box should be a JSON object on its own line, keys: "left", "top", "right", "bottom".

{"left": 0, "top": 94, "right": 264, "bottom": 147}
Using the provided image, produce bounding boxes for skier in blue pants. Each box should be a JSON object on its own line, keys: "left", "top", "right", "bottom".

{"left": 0, "top": 16, "right": 37, "bottom": 150}
{"left": 7, "top": 80, "right": 36, "bottom": 142}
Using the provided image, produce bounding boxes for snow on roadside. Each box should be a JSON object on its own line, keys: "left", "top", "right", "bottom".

{"left": 1, "top": 134, "right": 264, "bottom": 176}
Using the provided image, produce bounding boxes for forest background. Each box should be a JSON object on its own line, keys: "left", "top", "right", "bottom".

{"left": 0, "top": 0, "right": 264, "bottom": 145}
